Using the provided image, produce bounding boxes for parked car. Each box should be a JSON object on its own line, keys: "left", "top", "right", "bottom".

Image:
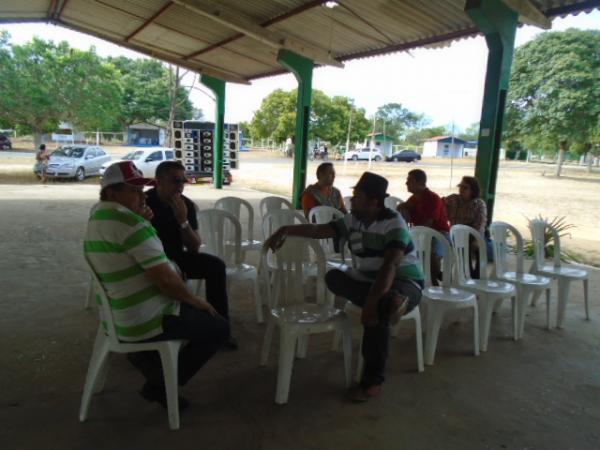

{"left": 344, "top": 148, "right": 384, "bottom": 161}
{"left": 0, "top": 135, "right": 12, "bottom": 150}
{"left": 34, "top": 145, "right": 111, "bottom": 181}
{"left": 386, "top": 150, "right": 422, "bottom": 162}
{"left": 100, "top": 147, "right": 175, "bottom": 178}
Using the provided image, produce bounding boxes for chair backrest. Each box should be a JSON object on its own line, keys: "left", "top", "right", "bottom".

{"left": 196, "top": 208, "right": 242, "bottom": 266}
{"left": 490, "top": 221, "right": 525, "bottom": 277}
{"left": 259, "top": 196, "right": 293, "bottom": 220}
{"left": 530, "top": 219, "right": 562, "bottom": 269}
{"left": 261, "top": 209, "right": 307, "bottom": 240}
{"left": 215, "top": 196, "right": 256, "bottom": 242}
{"left": 261, "top": 237, "right": 328, "bottom": 307}
{"left": 410, "top": 226, "right": 453, "bottom": 288}
{"left": 84, "top": 255, "right": 123, "bottom": 348}
{"left": 308, "top": 206, "right": 344, "bottom": 255}
{"left": 450, "top": 224, "right": 490, "bottom": 283}
{"left": 384, "top": 196, "right": 403, "bottom": 210}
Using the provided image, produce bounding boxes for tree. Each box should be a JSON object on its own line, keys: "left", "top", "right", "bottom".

{"left": 504, "top": 29, "right": 600, "bottom": 176}
{"left": 374, "top": 103, "right": 424, "bottom": 142}
{"left": 249, "top": 89, "right": 370, "bottom": 148}
{"left": 458, "top": 122, "right": 480, "bottom": 142}
{"left": 107, "top": 57, "right": 193, "bottom": 127}
{"left": 404, "top": 126, "right": 448, "bottom": 147}
{"left": 0, "top": 33, "right": 123, "bottom": 146}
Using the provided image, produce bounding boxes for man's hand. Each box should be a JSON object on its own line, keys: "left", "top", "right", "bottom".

{"left": 195, "top": 299, "right": 218, "bottom": 316}
{"left": 265, "top": 226, "right": 288, "bottom": 251}
{"left": 169, "top": 194, "right": 188, "bottom": 225}
{"left": 361, "top": 301, "right": 379, "bottom": 327}
{"left": 141, "top": 204, "right": 154, "bottom": 221}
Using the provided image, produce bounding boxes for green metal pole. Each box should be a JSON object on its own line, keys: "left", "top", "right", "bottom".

{"left": 200, "top": 75, "right": 225, "bottom": 189}
{"left": 278, "top": 49, "right": 314, "bottom": 208}
{"left": 466, "top": 0, "right": 518, "bottom": 224}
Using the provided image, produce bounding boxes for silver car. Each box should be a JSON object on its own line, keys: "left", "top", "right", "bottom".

{"left": 37, "top": 145, "right": 112, "bottom": 181}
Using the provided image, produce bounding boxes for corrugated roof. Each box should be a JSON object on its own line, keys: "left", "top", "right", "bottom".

{"left": 1, "top": 0, "right": 598, "bottom": 84}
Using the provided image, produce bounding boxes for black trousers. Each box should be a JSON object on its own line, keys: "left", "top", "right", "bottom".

{"left": 174, "top": 251, "right": 230, "bottom": 319}
{"left": 325, "top": 269, "right": 422, "bottom": 387}
{"left": 128, "top": 303, "right": 230, "bottom": 388}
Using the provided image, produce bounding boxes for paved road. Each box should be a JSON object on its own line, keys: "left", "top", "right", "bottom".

{"left": 0, "top": 150, "right": 35, "bottom": 158}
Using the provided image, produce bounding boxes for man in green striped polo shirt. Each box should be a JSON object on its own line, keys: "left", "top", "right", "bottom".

{"left": 266, "top": 172, "right": 423, "bottom": 402}
{"left": 85, "top": 161, "right": 229, "bottom": 409}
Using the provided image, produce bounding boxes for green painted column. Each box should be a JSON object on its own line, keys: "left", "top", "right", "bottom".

{"left": 466, "top": 0, "right": 518, "bottom": 223}
{"left": 200, "top": 75, "right": 225, "bottom": 189}
{"left": 278, "top": 50, "right": 313, "bottom": 208}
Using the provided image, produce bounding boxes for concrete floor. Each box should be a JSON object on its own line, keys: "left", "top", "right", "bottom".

{"left": 1, "top": 184, "right": 599, "bottom": 450}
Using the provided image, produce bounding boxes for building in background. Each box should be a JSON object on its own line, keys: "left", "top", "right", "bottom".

{"left": 127, "top": 122, "right": 166, "bottom": 146}
{"left": 422, "top": 136, "right": 467, "bottom": 158}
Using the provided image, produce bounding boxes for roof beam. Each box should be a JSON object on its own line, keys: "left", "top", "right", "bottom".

{"left": 57, "top": 0, "right": 70, "bottom": 20}
{"left": 501, "top": 0, "right": 551, "bottom": 29}
{"left": 47, "top": 0, "right": 59, "bottom": 19}
{"left": 172, "top": 0, "right": 343, "bottom": 68}
{"left": 125, "top": 1, "right": 174, "bottom": 42}
{"left": 53, "top": 18, "right": 250, "bottom": 84}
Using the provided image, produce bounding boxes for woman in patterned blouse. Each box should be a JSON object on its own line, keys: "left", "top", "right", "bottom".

{"left": 444, "top": 176, "right": 487, "bottom": 278}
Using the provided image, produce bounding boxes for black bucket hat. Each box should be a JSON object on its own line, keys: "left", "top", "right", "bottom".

{"left": 352, "top": 172, "right": 390, "bottom": 199}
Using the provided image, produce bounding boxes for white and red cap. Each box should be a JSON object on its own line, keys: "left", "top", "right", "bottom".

{"left": 101, "top": 161, "right": 153, "bottom": 188}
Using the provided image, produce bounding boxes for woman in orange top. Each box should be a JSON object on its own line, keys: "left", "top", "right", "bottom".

{"left": 301, "top": 162, "right": 347, "bottom": 219}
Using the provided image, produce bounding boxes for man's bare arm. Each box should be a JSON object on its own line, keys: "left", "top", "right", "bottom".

{"left": 265, "top": 223, "right": 336, "bottom": 251}
{"left": 145, "top": 262, "right": 216, "bottom": 314}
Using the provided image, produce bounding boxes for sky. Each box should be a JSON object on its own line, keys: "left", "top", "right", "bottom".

{"left": 1, "top": 10, "right": 598, "bottom": 131}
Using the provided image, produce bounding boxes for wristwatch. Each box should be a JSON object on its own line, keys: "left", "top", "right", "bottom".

{"left": 180, "top": 220, "right": 190, "bottom": 229}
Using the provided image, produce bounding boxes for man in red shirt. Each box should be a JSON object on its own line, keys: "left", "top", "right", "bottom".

{"left": 398, "top": 169, "right": 450, "bottom": 283}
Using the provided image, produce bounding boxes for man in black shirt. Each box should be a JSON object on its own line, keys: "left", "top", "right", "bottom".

{"left": 145, "top": 161, "right": 236, "bottom": 349}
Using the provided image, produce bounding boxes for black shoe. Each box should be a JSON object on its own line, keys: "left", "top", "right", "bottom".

{"left": 140, "top": 383, "right": 190, "bottom": 411}
{"left": 222, "top": 336, "right": 239, "bottom": 351}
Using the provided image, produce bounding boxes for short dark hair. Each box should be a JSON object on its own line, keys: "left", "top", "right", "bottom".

{"left": 408, "top": 169, "right": 427, "bottom": 184}
{"left": 39, "top": 144, "right": 46, "bottom": 150}
{"left": 316, "top": 162, "right": 334, "bottom": 177}
{"left": 100, "top": 183, "right": 125, "bottom": 201}
{"left": 156, "top": 160, "right": 186, "bottom": 179}
{"left": 460, "top": 176, "right": 481, "bottom": 199}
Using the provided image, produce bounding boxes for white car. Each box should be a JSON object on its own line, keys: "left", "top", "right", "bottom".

{"left": 344, "top": 148, "right": 384, "bottom": 161}
{"left": 100, "top": 147, "right": 175, "bottom": 178}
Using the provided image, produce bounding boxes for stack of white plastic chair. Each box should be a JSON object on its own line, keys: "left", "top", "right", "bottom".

{"left": 215, "top": 196, "right": 262, "bottom": 262}
{"left": 529, "top": 219, "right": 589, "bottom": 328}
{"left": 196, "top": 209, "right": 262, "bottom": 323}
{"left": 384, "top": 196, "right": 403, "bottom": 210}
{"left": 259, "top": 196, "right": 293, "bottom": 220}
{"left": 410, "top": 226, "right": 479, "bottom": 365}
{"left": 259, "top": 237, "right": 352, "bottom": 404}
{"left": 450, "top": 225, "right": 516, "bottom": 351}
{"left": 490, "top": 221, "right": 553, "bottom": 338}
{"left": 80, "top": 257, "right": 186, "bottom": 430}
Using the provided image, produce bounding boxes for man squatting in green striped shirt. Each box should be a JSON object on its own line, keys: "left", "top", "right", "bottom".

{"left": 84, "top": 161, "right": 229, "bottom": 410}
{"left": 265, "top": 172, "right": 424, "bottom": 403}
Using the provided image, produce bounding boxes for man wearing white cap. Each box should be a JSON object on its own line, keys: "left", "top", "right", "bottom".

{"left": 84, "top": 161, "right": 229, "bottom": 410}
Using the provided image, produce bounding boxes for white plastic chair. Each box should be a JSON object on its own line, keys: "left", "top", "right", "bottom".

{"left": 197, "top": 209, "right": 262, "bottom": 323}
{"left": 410, "top": 226, "right": 478, "bottom": 365}
{"left": 529, "top": 219, "right": 589, "bottom": 328}
{"left": 259, "top": 196, "right": 293, "bottom": 220}
{"left": 259, "top": 238, "right": 352, "bottom": 404}
{"left": 80, "top": 257, "right": 185, "bottom": 430}
{"left": 343, "top": 196, "right": 352, "bottom": 211}
{"left": 84, "top": 277, "right": 95, "bottom": 309}
{"left": 215, "top": 196, "right": 262, "bottom": 262}
{"left": 450, "top": 225, "right": 516, "bottom": 352}
{"left": 308, "top": 205, "right": 345, "bottom": 257}
{"left": 384, "top": 196, "right": 403, "bottom": 210}
{"left": 490, "top": 222, "right": 552, "bottom": 338}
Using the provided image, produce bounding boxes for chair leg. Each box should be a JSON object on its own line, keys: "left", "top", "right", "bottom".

{"left": 517, "top": 287, "right": 533, "bottom": 339}
{"left": 530, "top": 289, "right": 542, "bottom": 307}
{"left": 331, "top": 330, "right": 341, "bottom": 351}
{"left": 478, "top": 298, "right": 495, "bottom": 352}
{"left": 341, "top": 320, "right": 353, "bottom": 387}
{"left": 296, "top": 335, "right": 309, "bottom": 359}
{"left": 413, "top": 313, "right": 424, "bottom": 373}
{"left": 260, "top": 320, "right": 275, "bottom": 366}
{"left": 275, "top": 328, "right": 298, "bottom": 405}
{"left": 84, "top": 278, "right": 95, "bottom": 309}
{"left": 472, "top": 302, "right": 480, "bottom": 356}
{"left": 252, "top": 275, "right": 263, "bottom": 324}
{"left": 424, "top": 306, "right": 444, "bottom": 366}
{"left": 545, "top": 288, "right": 552, "bottom": 329}
{"left": 158, "top": 343, "right": 181, "bottom": 430}
{"left": 556, "top": 278, "right": 571, "bottom": 329}
{"left": 79, "top": 328, "right": 110, "bottom": 422}
{"left": 583, "top": 279, "right": 590, "bottom": 320}
{"left": 511, "top": 296, "right": 518, "bottom": 341}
